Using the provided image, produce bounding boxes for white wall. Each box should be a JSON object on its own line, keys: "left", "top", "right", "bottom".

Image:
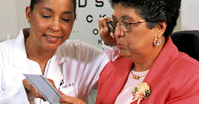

{"left": 16, "top": 0, "right": 30, "bottom": 31}
{"left": 181, "top": 0, "right": 199, "bottom": 30}
{"left": 69, "top": 0, "right": 113, "bottom": 49}
{"left": 0, "top": 0, "right": 30, "bottom": 41}
{"left": 0, "top": 0, "right": 18, "bottom": 41}
{"left": 0, "top": 0, "right": 199, "bottom": 43}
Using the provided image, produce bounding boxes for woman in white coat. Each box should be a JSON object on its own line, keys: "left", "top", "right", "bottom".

{"left": 0, "top": 0, "right": 117, "bottom": 104}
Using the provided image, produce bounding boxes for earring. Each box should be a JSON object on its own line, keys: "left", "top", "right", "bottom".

{"left": 27, "top": 20, "right": 31, "bottom": 25}
{"left": 154, "top": 36, "right": 161, "bottom": 46}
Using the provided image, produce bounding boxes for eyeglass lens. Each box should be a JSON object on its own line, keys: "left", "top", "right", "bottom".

{"left": 106, "top": 18, "right": 131, "bottom": 33}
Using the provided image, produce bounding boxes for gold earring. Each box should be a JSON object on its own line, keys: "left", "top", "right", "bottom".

{"left": 154, "top": 36, "right": 161, "bottom": 46}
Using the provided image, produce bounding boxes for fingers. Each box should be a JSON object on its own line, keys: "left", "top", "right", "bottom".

{"left": 22, "top": 79, "right": 30, "bottom": 91}
{"left": 99, "top": 17, "right": 109, "bottom": 30}
{"left": 47, "top": 79, "right": 64, "bottom": 96}
{"left": 99, "top": 17, "right": 110, "bottom": 39}
{"left": 23, "top": 78, "right": 48, "bottom": 100}
{"left": 99, "top": 17, "right": 117, "bottom": 46}
{"left": 47, "top": 79, "right": 56, "bottom": 88}
{"left": 58, "top": 91, "right": 65, "bottom": 96}
{"left": 23, "top": 79, "right": 44, "bottom": 99}
{"left": 29, "top": 85, "right": 44, "bottom": 99}
{"left": 59, "top": 95, "right": 86, "bottom": 104}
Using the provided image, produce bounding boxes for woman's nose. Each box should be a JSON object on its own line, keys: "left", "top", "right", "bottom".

{"left": 114, "top": 24, "right": 125, "bottom": 38}
{"left": 50, "top": 17, "right": 61, "bottom": 31}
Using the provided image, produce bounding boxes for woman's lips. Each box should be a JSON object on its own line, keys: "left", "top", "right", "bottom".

{"left": 117, "top": 44, "right": 126, "bottom": 50}
{"left": 44, "top": 34, "right": 61, "bottom": 43}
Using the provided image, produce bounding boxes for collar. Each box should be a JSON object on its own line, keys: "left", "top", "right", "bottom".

{"left": 45, "top": 46, "right": 65, "bottom": 88}
{"left": 13, "top": 29, "right": 28, "bottom": 69}
{"left": 143, "top": 37, "right": 179, "bottom": 83}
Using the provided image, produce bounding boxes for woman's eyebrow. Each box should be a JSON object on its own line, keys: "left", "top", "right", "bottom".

{"left": 41, "top": 7, "right": 53, "bottom": 12}
{"left": 41, "top": 7, "right": 72, "bottom": 15}
{"left": 111, "top": 15, "right": 117, "bottom": 20}
{"left": 111, "top": 15, "right": 134, "bottom": 21}
{"left": 121, "top": 15, "right": 134, "bottom": 21}
{"left": 63, "top": 11, "right": 72, "bottom": 15}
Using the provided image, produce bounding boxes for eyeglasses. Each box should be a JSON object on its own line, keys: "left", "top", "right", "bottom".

{"left": 106, "top": 18, "right": 146, "bottom": 33}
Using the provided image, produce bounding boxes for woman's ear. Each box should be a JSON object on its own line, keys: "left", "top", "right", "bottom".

{"left": 25, "top": 6, "right": 31, "bottom": 23}
{"left": 156, "top": 21, "right": 167, "bottom": 37}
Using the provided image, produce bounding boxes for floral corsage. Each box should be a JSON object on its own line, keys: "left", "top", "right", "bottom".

{"left": 131, "top": 82, "right": 151, "bottom": 104}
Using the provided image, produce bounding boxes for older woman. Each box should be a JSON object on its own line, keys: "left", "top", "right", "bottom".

{"left": 0, "top": 0, "right": 117, "bottom": 104}
{"left": 96, "top": 0, "right": 199, "bottom": 104}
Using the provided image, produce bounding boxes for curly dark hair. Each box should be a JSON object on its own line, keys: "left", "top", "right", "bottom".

{"left": 30, "top": 0, "right": 76, "bottom": 14}
{"left": 109, "top": 0, "right": 181, "bottom": 38}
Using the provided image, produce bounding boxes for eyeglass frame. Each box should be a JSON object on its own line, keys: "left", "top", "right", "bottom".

{"left": 106, "top": 18, "right": 146, "bottom": 34}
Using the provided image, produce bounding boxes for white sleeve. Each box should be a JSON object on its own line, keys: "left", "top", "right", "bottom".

{"left": 62, "top": 40, "right": 109, "bottom": 100}
{"left": 0, "top": 49, "right": 29, "bottom": 104}
{"left": 0, "top": 82, "right": 29, "bottom": 104}
{"left": 60, "top": 40, "right": 118, "bottom": 101}
{"left": 103, "top": 42, "right": 121, "bottom": 61}
{"left": 90, "top": 51, "right": 109, "bottom": 89}
{"left": 76, "top": 40, "right": 109, "bottom": 89}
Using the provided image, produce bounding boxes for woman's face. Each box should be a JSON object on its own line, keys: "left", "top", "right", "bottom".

{"left": 26, "top": 0, "right": 76, "bottom": 51}
{"left": 112, "top": 4, "right": 158, "bottom": 59}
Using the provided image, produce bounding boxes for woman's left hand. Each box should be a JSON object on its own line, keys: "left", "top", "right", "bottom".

{"left": 99, "top": 17, "right": 117, "bottom": 46}
{"left": 59, "top": 95, "right": 86, "bottom": 104}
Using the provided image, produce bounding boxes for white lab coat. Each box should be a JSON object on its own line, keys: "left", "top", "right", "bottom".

{"left": 0, "top": 29, "right": 119, "bottom": 104}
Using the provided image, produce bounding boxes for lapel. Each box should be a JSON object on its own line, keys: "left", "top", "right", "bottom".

{"left": 97, "top": 57, "right": 133, "bottom": 104}
{"left": 45, "top": 46, "right": 65, "bottom": 88}
{"left": 143, "top": 38, "right": 178, "bottom": 89}
{"left": 13, "top": 30, "right": 29, "bottom": 70}
{"left": 131, "top": 37, "right": 179, "bottom": 104}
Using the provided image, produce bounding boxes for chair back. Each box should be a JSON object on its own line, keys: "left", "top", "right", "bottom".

{"left": 170, "top": 30, "right": 199, "bottom": 61}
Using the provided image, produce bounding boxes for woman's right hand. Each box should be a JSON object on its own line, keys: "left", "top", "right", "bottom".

{"left": 22, "top": 79, "right": 42, "bottom": 99}
{"left": 22, "top": 78, "right": 57, "bottom": 101}
{"left": 99, "top": 17, "right": 117, "bottom": 46}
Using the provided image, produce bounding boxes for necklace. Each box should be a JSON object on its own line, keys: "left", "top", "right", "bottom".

{"left": 130, "top": 70, "right": 147, "bottom": 80}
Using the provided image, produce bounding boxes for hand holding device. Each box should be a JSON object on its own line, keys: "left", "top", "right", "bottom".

{"left": 23, "top": 74, "right": 62, "bottom": 104}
